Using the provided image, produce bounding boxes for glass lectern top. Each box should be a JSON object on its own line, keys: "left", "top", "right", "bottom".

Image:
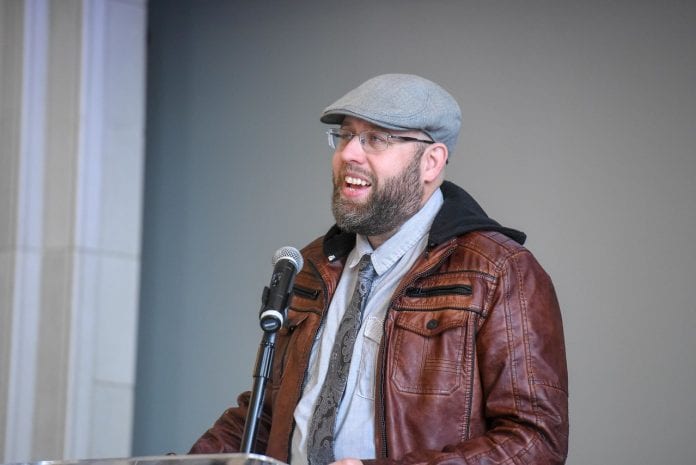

{"left": 3, "top": 453, "right": 287, "bottom": 465}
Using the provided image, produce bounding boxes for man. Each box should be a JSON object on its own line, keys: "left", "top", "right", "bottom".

{"left": 190, "top": 74, "right": 569, "bottom": 465}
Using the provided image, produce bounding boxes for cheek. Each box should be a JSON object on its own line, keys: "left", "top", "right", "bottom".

{"left": 373, "top": 160, "right": 403, "bottom": 181}
{"left": 331, "top": 153, "right": 341, "bottom": 176}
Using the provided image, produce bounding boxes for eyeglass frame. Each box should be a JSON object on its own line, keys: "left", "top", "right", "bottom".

{"left": 326, "top": 128, "right": 435, "bottom": 153}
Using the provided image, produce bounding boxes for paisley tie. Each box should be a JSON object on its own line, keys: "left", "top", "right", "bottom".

{"left": 307, "top": 254, "right": 376, "bottom": 465}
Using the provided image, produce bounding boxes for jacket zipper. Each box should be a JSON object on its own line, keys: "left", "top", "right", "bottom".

{"left": 293, "top": 285, "right": 320, "bottom": 300}
{"left": 404, "top": 284, "right": 472, "bottom": 298}
{"left": 463, "top": 317, "right": 477, "bottom": 440}
{"left": 376, "top": 243, "right": 459, "bottom": 459}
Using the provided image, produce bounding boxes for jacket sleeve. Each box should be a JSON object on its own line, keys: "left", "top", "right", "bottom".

{"left": 189, "top": 391, "right": 273, "bottom": 454}
{"left": 369, "top": 249, "right": 569, "bottom": 465}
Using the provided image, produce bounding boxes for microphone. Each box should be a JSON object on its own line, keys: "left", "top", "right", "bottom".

{"left": 259, "top": 246, "right": 304, "bottom": 332}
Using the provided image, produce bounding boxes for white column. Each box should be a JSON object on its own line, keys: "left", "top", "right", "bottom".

{"left": 0, "top": 0, "right": 147, "bottom": 461}
{"left": 1, "top": 0, "right": 47, "bottom": 461}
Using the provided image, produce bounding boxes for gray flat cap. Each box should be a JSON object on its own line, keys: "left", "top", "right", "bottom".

{"left": 321, "top": 73, "right": 461, "bottom": 154}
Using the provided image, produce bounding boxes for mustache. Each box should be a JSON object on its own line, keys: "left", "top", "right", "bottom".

{"left": 335, "top": 163, "right": 375, "bottom": 184}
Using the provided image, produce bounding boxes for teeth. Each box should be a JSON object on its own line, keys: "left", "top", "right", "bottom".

{"left": 345, "top": 176, "right": 370, "bottom": 186}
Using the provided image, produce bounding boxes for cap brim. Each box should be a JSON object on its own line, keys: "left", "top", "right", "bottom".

{"left": 320, "top": 109, "right": 412, "bottom": 133}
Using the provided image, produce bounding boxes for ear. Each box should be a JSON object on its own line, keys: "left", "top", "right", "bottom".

{"left": 421, "top": 143, "right": 448, "bottom": 184}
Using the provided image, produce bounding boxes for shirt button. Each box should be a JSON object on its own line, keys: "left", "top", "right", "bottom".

{"left": 426, "top": 319, "right": 439, "bottom": 330}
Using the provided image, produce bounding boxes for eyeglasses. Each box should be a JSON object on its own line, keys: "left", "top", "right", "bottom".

{"left": 326, "top": 128, "right": 434, "bottom": 153}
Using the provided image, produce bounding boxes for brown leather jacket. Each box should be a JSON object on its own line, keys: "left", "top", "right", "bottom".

{"left": 191, "top": 182, "right": 569, "bottom": 465}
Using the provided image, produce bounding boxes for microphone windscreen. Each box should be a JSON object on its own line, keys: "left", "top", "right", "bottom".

{"left": 272, "top": 246, "right": 304, "bottom": 271}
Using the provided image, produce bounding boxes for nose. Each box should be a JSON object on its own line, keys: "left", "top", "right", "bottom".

{"left": 336, "top": 134, "right": 368, "bottom": 164}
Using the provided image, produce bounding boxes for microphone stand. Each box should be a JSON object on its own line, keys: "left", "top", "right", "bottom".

{"left": 241, "top": 247, "right": 302, "bottom": 454}
{"left": 240, "top": 329, "right": 278, "bottom": 453}
{"left": 240, "top": 287, "right": 285, "bottom": 454}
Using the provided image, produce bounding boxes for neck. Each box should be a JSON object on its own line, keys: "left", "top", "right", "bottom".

{"left": 366, "top": 230, "right": 395, "bottom": 250}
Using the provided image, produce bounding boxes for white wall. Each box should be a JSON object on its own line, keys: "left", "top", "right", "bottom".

{"left": 0, "top": 0, "right": 146, "bottom": 461}
{"left": 135, "top": 1, "right": 696, "bottom": 464}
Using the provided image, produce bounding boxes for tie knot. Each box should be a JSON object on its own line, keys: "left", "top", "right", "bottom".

{"left": 358, "top": 254, "right": 375, "bottom": 278}
{"left": 357, "top": 254, "right": 376, "bottom": 298}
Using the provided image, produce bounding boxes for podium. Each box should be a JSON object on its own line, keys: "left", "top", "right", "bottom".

{"left": 2, "top": 453, "right": 287, "bottom": 465}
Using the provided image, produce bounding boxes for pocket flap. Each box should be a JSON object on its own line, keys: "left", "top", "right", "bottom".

{"left": 394, "top": 309, "right": 469, "bottom": 337}
{"left": 279, "top": 309, "right": 310, "bottom": 335}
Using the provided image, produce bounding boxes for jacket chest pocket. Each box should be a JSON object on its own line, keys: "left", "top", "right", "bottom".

{"left": 389, "top": 308, "right": 473, "bottom": 395}
{"left": 388, "top": 273, "right": 485, "bottom": 396}
{"left": 271, "top": 276, "right": 324, "bottom": 386}
{"left": 271, "top": 308, "right": 313, "bottom": 387}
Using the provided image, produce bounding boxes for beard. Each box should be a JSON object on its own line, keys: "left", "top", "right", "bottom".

{"left": 332, "top": 150, "right": 424, "bottom": 237}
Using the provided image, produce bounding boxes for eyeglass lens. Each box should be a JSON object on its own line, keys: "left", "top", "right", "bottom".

{"left": 328, "top": 130, "right": 390, "bottom": 152}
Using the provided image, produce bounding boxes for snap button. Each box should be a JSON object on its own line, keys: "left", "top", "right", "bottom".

{"left": 426, "top": 319, "right": 439, "bottom": 330}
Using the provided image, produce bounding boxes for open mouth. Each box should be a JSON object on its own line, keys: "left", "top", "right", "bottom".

{"left": 345, "top": 175, "right": 372, "bottom": 190}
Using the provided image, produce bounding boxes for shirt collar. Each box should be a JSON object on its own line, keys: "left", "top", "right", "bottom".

{"left": 347, "top": 188, "right": 444, "bottom": 276}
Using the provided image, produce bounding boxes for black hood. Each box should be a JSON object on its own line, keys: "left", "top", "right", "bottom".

{"left": 323, "top": 180, "right": 526, "bottom": 260}
{"left": 429, "top": 181, "right": 526, "bottom": 246}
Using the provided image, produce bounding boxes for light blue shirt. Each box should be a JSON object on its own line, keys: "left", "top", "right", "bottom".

{"left": 290, "top": 188, "right": 444, "bottom": 465}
